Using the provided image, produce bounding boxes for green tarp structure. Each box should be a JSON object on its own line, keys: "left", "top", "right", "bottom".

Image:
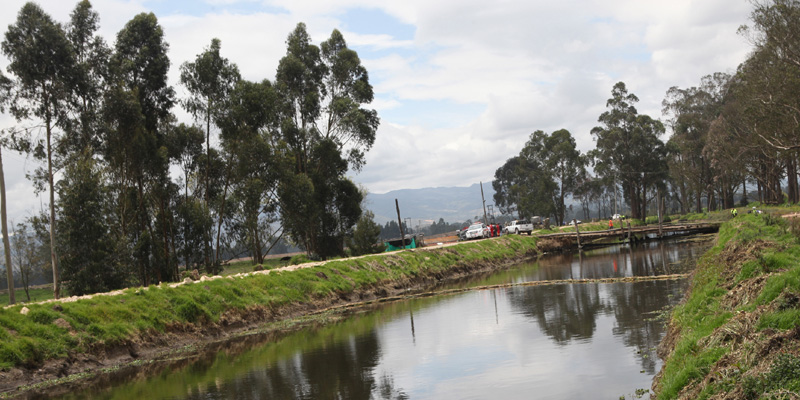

{"left": 384, "top": 237, "right": 416, "bottom": 252}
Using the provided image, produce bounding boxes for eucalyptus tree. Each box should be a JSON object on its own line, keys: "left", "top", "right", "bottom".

{"left": 180, "top": 38, "right": 240, "bottom": 267}
{"left": 593, "top": 82, "right": 667, "bottom": 220}
{"left": 629, "top": 114, "right": 669, "bottom": 216}
{"left": 64, "top": 0, "right": 110, "bottom": 155}
{"left": 167, "top": 123, "right": 204, "bottom": 200}
{"left": 742, "top": 0, "right": 800, "bottom": 152}
{"left": 2, "top": 2, "right": 78, "bottom": 299}
{"left": 0, "top": 71, "right": 14, "bottom": 304}
{"left": 319, "top": 29, "right": 380, "bottom": 170}
{"left": 544, "top": 129, "right": 585, "bottom": 225}
{"left": 180, "top": 38, "right": 240, "bottom": 198}
{"left": 493, "top": 131, "right": 557, "bottom": 221}
{"left": 721, "top": 54, "right": 791, "bottom": 204}
{"left": 717, "top": 0, "right": 800, "bottom": 204}
{"left": 662, "top": 73, "right": 733, "bottom": 211}
{"left": 10, "top": 222, "right": 41, "bottom": 302}
{"left": 216, "top": 78, "right": 281, "bottom": 265}
{"left": 663, "top": 86, "right": 711, "bottom": 212}
{"left": 274, "top": 24, "right": 377, "bottom": 259}
{"left": 105, "top": 12, "right": 175, "bottom": 285}
{"left": 492, "top": 156, "right": 524, "bottom": 217}
{"left": 57, "top": 152, "right": 127, "bottom": 295}
{"left": 704, "top": 114, "right": 747, "bottom": 208}
{"left": 493, "top": 129, "right": 584, "bottom": 225}
{"left": 346, "top": 210, "right": 382, "bottom": 256}
{"left": 162, "top": 122, "right": 206, "bottom": 274}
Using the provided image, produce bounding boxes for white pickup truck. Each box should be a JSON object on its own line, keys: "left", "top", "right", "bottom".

{"left": 504, "top": 219, "right": 533, "bottom": 235}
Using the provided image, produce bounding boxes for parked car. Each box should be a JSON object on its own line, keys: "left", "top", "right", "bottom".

{"left": 504, "top": 220, "right": 533, "bottom": 235}
{"left": 464, "top": 223, "right": 489, "bottom": 240}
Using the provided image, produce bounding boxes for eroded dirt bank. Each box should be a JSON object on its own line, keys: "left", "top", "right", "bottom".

{"left": 0, "top": 236, "right": 540, "bottom": 399}
{"left": 651, "top": 212, "right": 800, "bottom": 399}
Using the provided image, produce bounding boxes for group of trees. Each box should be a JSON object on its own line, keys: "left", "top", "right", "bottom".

{"left": 495, "top": 0, "right": 800, "bottom": 223}
{"left": 0, "top": 221, "right": 48, "bottom": 300}
{"left": 0, "top": 1, "right": 379, "bottom": 301}
{"left": 493, "top": 129, "right": 588, "bottom": 226}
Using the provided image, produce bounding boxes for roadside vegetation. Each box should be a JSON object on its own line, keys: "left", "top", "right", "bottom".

{"left": 0, "top": 235, "right": 538, "bottom": 373}
{"left": 0, "top": 1, "right": 381, "bottom": 306}
{"left": 0, "top": 288, "right": 53, "bottom": 306}
{"left": 493, "top": 0, "right": 800, "bottom": 254}
{"left": 653, "top": 206, "right": 800, "bottom": 399}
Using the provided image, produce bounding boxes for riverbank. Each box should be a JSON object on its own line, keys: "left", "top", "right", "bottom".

{"left": 652, "top": 209, "right": 800, "bottom": 399}
{"left": 0, "top": 235, "right": 539, "bottom": 398}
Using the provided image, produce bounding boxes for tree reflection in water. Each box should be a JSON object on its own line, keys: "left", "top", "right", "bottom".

{"left": 506, "top": 240, "right": 692, "bottom": 373}
{"left": 55, "top": 238, "right": 710, "bottom": 400}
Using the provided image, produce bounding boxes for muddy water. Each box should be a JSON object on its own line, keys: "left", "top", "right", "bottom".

{"left": 58, "top": 237, "right": 712, "bottom": 400}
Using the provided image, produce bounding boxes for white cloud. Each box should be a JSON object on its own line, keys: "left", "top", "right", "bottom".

{"left": 0, "top": 0, "right": 754, "bottom": 207}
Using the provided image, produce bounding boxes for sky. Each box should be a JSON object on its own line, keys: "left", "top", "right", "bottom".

{"left": 0, "top": 0, "right": 754, "bottom": 224}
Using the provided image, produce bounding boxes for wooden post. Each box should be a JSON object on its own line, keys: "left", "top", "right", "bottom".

{"left": 480, "top": 181, "right": 489, "bottom": 225}
{"left": 573, "top": 219, "right": 582, "bottom": 249}
{"left": 627, "top": 221, "right": 632, "bottom": 243}
{"left": 657, "top": 191, "right": 663, "bottom": 238}
{"left": 395, "top": 199, "right": 406, "bottom": 247}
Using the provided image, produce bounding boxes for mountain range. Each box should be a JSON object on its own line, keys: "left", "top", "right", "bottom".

{"left": 364, "top": 183, "right": 498, "bottom": 225}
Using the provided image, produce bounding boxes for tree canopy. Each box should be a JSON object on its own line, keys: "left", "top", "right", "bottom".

{"left": 0, "top": 4, "right": 379, "bottom": 296}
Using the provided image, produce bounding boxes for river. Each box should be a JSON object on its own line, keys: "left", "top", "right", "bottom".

{"left": 57, "top": 236, "right": 712, "bottom": 400}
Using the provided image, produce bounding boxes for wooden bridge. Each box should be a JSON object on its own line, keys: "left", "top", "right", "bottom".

{"left": 538, "top": 222, "right": 721, "bottom": 249}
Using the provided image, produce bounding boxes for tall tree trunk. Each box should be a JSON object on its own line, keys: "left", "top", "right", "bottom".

{"left": 204, "top": 111, "right": 211, "bottom": 270}
{"left": 787, "top": 155, "right": 798, "bottom": 204}
{"left": 136, "top": 177, "right": 148, "bottom": 286}
{"left": 678, "top": 182, "right": 687, "bottom": 214}
{"left": 168, "top": 207, "right": 179, "bottom": 279}
{"left": 707, "top": 189, "right": 716, "bottom": 212}
{"left": 695, "top": 187, "right": 702, "bottom": 213}
{"left": 1, "top": 148, "right": 14, "bottom": 305}
{"left": 742, "top": 177, "right": 747, "bottom": 206}
{"left": 46, "top": 117, "right": 60, "bottom": 299}
{"left": 214, "top": 167, "right": 232, "bottom": 265}
{"left": 161, "top": 196, "right": 170, "bottom": 282}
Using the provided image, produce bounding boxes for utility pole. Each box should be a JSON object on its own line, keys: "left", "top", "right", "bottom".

{"left": 480, "top": 181, "right": 489, "bottom": 225}
{"left": 613, "top": 173, "right": 618, "bottom": 217}
{"left": 395, "top": 199, "right": 406, "bottom": 247}
{"left": 657, "top": 189, "right": 664, "bottom": 238}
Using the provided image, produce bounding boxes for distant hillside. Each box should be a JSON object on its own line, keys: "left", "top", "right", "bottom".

{"left": 365, "top": 183, "right": 497, "bottom": 225}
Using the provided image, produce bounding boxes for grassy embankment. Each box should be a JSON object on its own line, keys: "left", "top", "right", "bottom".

{"left": 0, "top": 234, "right": 538, "bottom": 372}
{"left": 1, "top": 257, "right": 297, "bottom": 306}
{"left": 0, "top": 288, "right": 54, "bottom": 306}
{"left": 654, "top": 206, "right": 800, "bottom": 399}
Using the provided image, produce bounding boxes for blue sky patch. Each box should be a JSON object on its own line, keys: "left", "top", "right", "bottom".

{"left": 378, "top": 98, "right": 486, "bottom": 129}
{"left": 339, "top": 7, "right": 415, "bottom": 41}
{"left": 143, "top": 0, "right": 288, "bottom": 18}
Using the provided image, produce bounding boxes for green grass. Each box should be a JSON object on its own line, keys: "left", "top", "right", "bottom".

{"left": 0, "top": 235, "right": 539, "bottom": 371}
{"left": 742, "top": 353, "right": 800, "bottom": 399}
{"left": 655, "top": 207, "right": 800, "bottom": 399}
{"left": 1, "top": 287, "right": 55, "bottom": 306}
{"left": 219, "top": 258, "right": 290, "bottom": 276}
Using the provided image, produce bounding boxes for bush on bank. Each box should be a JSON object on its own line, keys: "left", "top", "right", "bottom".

{"left": 655, "top": 209, "right": 800, "bottom": 399}
{"left": 0, "top": 235, "right": 538, "bottom": 371}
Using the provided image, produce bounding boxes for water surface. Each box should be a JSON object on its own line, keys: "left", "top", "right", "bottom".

{"left": 59, "top": 237, "right": 712, "bottom": 400}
